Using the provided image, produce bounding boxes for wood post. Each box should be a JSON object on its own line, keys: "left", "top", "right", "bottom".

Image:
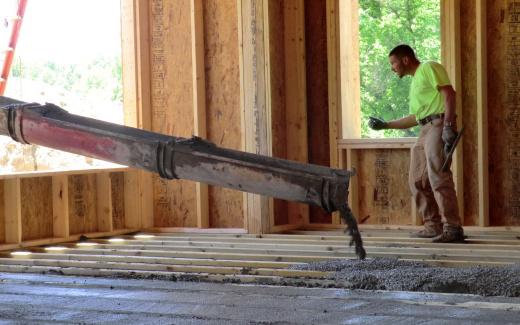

{"left": 284, "top": 0, "right": 308, "bottom": 226}
{"left": 52, "top": 175, "right": 69, "bottom": 238}
{"left": 239, "top": 0, "right": 272, "bottom": 234}
{"left": 191, "top": 0, "right": 209, "bottom": 229}
{"left": 121, "top": 0, "right": 154, "bottom": 229}
{"left": 476, "top": 0, "right": 489, "bottom": 226}
{"left": 4, "top": 179, "right": 22, "bottom": 244}
{"left": 441, "top": 0, "right": 464, "bottom": 224}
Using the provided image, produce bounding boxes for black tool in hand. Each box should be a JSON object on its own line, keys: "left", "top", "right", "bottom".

{"left": 441, "top": 125, "right": 465, "bottom": 172}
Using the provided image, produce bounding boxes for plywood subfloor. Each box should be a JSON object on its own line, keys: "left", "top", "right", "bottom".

{"left": 0, "top": 228, "right": 518, "bottom": 285}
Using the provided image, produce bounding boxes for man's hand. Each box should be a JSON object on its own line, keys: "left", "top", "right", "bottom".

{"left": 368, "top": 117, "right": 387, "bottom": 130}
{"left": 442, "top": 126, "right": 458, "bottom": 156}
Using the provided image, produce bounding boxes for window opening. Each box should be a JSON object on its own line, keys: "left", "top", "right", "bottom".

{"left": 359, "top": 0, "right": 441, "bottom": 138}
{"left": 1, "top": 0, "right": 123, "bottom": 173}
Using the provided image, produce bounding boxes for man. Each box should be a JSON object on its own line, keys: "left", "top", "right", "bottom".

{"left": 368, "top": 44, "right": 464, "bottom": 243}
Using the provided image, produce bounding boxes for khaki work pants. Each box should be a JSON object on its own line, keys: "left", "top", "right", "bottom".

{"left": 409, "top": 118, "right": 461, "bottom": 230}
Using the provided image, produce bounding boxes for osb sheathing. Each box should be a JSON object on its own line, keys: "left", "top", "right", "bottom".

{"left": 203, "top": 0, "right": 244, "bottom": 228}
{"left": 268, "top": 0, "right": 289, "bottom": 226}
{"left": 454, "top": 0, "right": 520, "bottom": 226}
{"left": 356, "top": 149, "right": 412, "bottom": 226}
{"left": 68, "top": 175, "right": 98, "bottom": 235}
{"left": 0, "top": 181, "right": 5, "bottom": 243}
{"left": 488, "top": 0, "right": 520, "bottom": 226}
{"left": 150, "top": 0, "right": 197, "bottom": 228}
{"left": 21, "top": 177, "right": 53, "bottom": 241}
{"left": 110, "top": 172, "right": 125, "bottom": 230}
{"left": 305, "top": 0, "right": 331, "bottom": 224}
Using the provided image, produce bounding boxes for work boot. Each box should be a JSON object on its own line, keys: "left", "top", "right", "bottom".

{"left": 432, "top": 226, "right": 465, "bottom": 243}
{"left": 410, "top": 224, "right": 442, "bottom": 238}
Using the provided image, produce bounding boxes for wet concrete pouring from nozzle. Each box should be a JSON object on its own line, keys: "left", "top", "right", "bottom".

{"left": 289, "top": 257, "right": 520, "bottom": 297}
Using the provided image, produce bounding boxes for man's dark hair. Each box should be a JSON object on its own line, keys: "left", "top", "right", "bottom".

{"left": 389, "top": 44, "right": 417, "bottom": 60}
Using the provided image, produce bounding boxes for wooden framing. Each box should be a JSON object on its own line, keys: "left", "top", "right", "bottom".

{"left": 262, "top": 0, "right": 276, "bottom": 231}
{"left": 200, "top": 1, "right": 243, "bottom": 229}
{"left": 338, "top": 138, "right": 417, "bottom": 150}
{"left": 441, "top": 0, "right": 464, "bottom": 224}
{"left": 325, "top": 0, "right": 470, "bottom": 229}
{"left": 284, "top": 0, "right": 308, "bottom": 226}
{"left": 337, "top": 0, "right": 361, "bottom": 140}
{"left": 96, "top": 173, "right": 113, "bottom": 233}
{"left": 239, "top": 0, "right": 271, "bottom": 234}
{"left": 52, "top": 175, "right": 69, "bottom": 238}
{"left": 476, "top": 0, "right": 489, "bottom": 226}
{"left": 3, "top": 0, "right": 146, "bottom": 248}
{"left": 0, "top": 0, "right": 513, "bottom": 252}
{"left": 339, "top": 138, "right": 418, "bottom": 227}
{"left": 345, "top": 148, "right": 359, "bottom": 221}
{"left": 0, "top": 229, "right": 518, "bottom": 284}
{"left": 326, "top": 0, "right": 341, "bottom": 225}
{"left": 190, "top": 0, "right": 209, "bottom": 229}
{"left": 123, "top": 171, "right": 141, "bottom": 229}
{"left": 4, "top": 179, "right": 22, "bottom": 244}
{"left": 328, "top": 0, "right": 378, "bottom": 227}
{"left": 1, "top": 0, "right": 281, "bottom": 243}
{"left": 326, "top": 0, "right": 340, "bottom": 170}
{"left": 144, "top": 227, "right": 247, "bottom": 234}
{"left": 121, "top": 0, "right": 154, "bottom": 229}
{"left": 134, "top": 0, "right": 462, "bottom": 234}
{"left": 0, "top": 167, "right": 138, "bottom": 250}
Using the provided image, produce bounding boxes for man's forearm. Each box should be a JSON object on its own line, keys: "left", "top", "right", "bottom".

{"left": 440, "top": 85, "right": 457, "bottom": 127}
{"left": 444, "top": 95, "right": 456, "bottom": 124}
{"left": 385, "top": 115, "right": 418, "bottom": 129}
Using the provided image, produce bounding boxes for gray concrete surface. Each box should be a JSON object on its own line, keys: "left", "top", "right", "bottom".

{"left": 0, "top": 272, "right": 519, "bottom": 324}
{"left": 291, "top": 258, "right": 520, "bottom": 297}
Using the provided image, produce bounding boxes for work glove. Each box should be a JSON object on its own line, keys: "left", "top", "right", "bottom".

{"left": 441, "top": 126, "right": 458, "bottom": 157}
{"left": 368, "top": 117, "right": 387, "bottom": 130}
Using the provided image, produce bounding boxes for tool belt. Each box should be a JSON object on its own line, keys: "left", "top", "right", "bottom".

{"left": 418, "top": 113, "right": 444, "bottom": 126}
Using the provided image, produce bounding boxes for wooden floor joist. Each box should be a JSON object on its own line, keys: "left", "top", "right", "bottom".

{"left": 0, "top": 229, "right": 518, "bottom": 284}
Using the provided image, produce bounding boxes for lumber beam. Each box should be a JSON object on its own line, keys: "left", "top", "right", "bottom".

{"left": 345, "top": 149, "right": 359, "bottom": 223}
{"left": 476, "top": 0, "right": 489, "bottom": 226}
{"left": 52, "top": 175, "right": 69, "bottom": 238}
{"left": 441, "top": 0, "right": 464, "bottom": 223}
{"left": 327, "top": 0, "right": 361, "bottom": 226}
{"left": 327, "top": 0, "right": 342, "bottom": 226}
{"left": 145, "top": 227, "right": 247, "bottom": 234}
{"left": 238, "top": 0, "right": 272, "bottom": 234}
{"left": 121, "top": 0, "right": 154, "bottom": 229}
{"left": 3, "top": 178, "right": 21, "bottom": 244}
{"left": 122, "top": 171, "right": 140, "bottom": 229}
{"left": 326, "top": 0, "right": 340, "bottom": 169}
{"left": 338, "top": 0, "right": 361, "bottom": 139}
{"left": 284, "top": 0, "right": 308, "bottom": 227}
{"left": 190, "top": 0, "right": 209, "bottom": 229}
{"left": 96, "top": 173, "right": 113, "bottom": 233}
{"left": 121, "top": 0, "right": 152, "bottom": 132}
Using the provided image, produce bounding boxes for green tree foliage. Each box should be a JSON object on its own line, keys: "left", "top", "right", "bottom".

{"left": 359, "top": 0, "right": 440, "bottom": 138}
{"left": 11, "top": 56, "right": 123, "bottom": 103}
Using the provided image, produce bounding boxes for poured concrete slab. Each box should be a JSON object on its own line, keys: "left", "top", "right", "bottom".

{"left": 0, "top": 272, "right": 519, "bottom": 324}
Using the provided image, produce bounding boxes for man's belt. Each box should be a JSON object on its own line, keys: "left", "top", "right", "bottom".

{"left": 418, "top": 113, "right": 444, "bottom": 126}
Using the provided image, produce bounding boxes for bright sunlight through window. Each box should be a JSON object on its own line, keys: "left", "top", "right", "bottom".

{"left": 1, "top": 0, "right": 123, "bottom": 173}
